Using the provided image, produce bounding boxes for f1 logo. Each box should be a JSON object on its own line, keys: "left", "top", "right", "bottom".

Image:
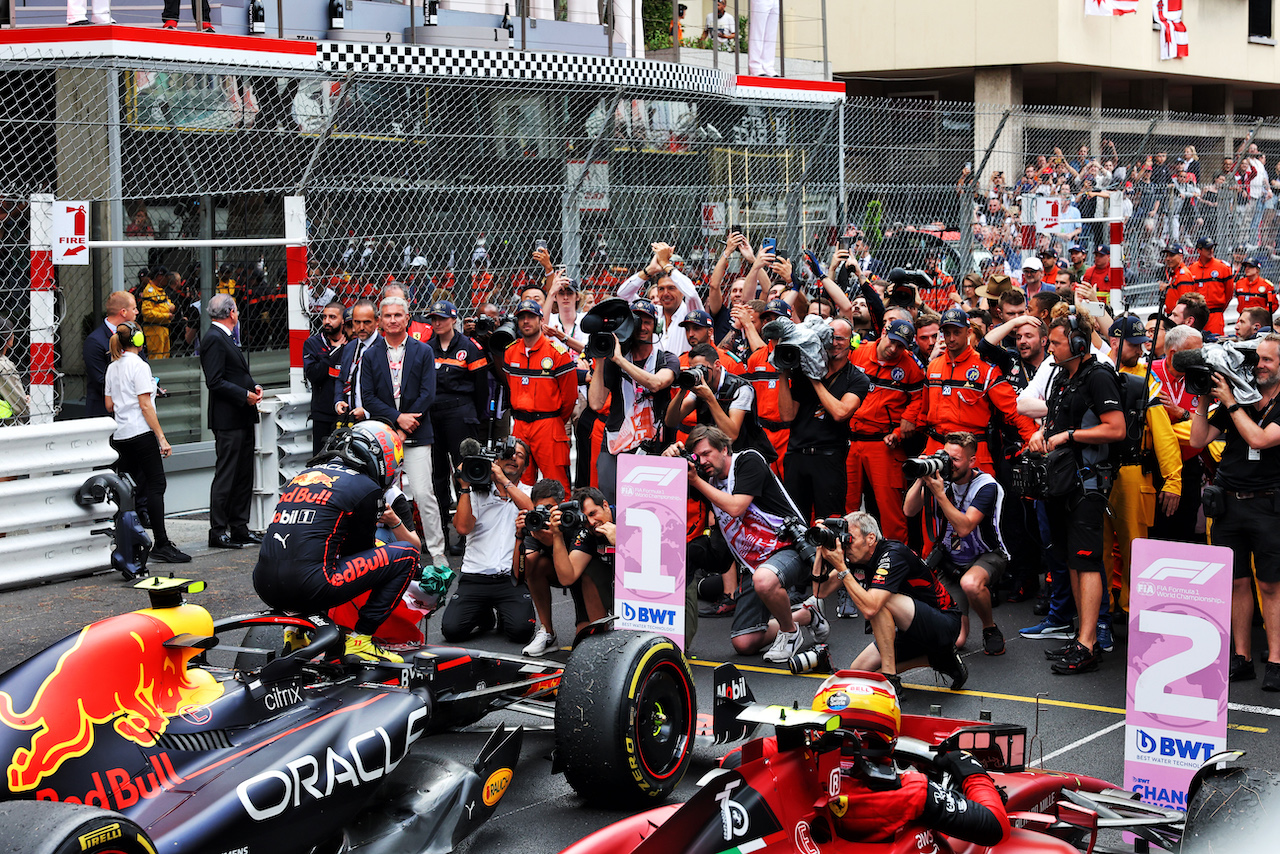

{"left": 1136, "top": 559, "right": 1226, "bottom": 586}
{"left": 621, "top": 465, "right": 680, "bottom": 487}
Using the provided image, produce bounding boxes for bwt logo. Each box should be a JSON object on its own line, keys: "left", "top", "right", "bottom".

{"left": 1137, "top": 558, "right": 1226, "bottom": 586}
{"left": 621, "top": 466, "right": 681, "bottom": 487}
{"left": 621, "top": 602, "right": 677, "bottom": 626}
{"left": 1136, "top": 728, "right": 1215, "bottom": 762}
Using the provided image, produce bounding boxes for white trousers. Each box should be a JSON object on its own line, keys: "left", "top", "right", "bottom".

{"left": 67, "top": 0, "right": 112, "bottom": 23}
{"left": 747, "top": 0, "right": 778, "bottom": 76}
{"left": 403, "top": 444, "right": 448, "bottom": 565}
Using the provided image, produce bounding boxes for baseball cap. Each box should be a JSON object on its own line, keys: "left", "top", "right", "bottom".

{"left": 559, "top": 278, "right": 579, "bottom": 293}
{"left": 1038, "top": 247, "right": 1058, "bottom": 259}
{"left": 939, "top": 307, "right": 969, "bottom": 329}
{"left": 884, "top": 319, "right": 915, "bottom": 346}
{"left": 1094, "top": 245, "right": 1111, "bottom": 255}
{"left": 514, "top": 299, "right": 543, "bottom": 317}
{"left": 425, "top": 300, "right": 458, "bottom": 319}
{"left": 1022, "top": 256, "right": 1044, "bottom": 272}
{"left": 1160, "top": 243, "right": 1184, "bottom": 256}
{"left": 631, "top": 298, "right": 659, "bottom": 321}
{"left": 1068, "top": 244, "right": 1085, "bottom": 254}
{"left": 1195, "top": 236, "right": 1217, "bottom": 250}
{"left": 679, "top": 309, "right": 714, "bottom": 328}
{"left": 1108, "top": 315, "right": 1150, "bottom": 344}
{"left": 1243, "top": 256, "right": 1263, "bottom": 269}
{"left": 761, "top": 298, "right": 792, "bottom": 319}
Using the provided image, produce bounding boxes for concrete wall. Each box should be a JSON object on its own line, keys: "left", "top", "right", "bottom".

{"left": 828, "top": 0, "right": 1280, "bottom": 88}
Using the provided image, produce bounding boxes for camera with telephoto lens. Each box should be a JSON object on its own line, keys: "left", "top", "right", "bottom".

{"left": 459, "top": 436, "right": 520, "bottom": 486}
{"left": 805, "top": 516, "right": 851, "bottom": 550}
{"left": 473, "top": 313, "right": 518, "bottom": 359}
{"left": 779, "top": 516, "right": 817, "bottom": 566}
{"left": 789, "top": 643, "right": 833, "bottom": 675}
{"left": 676, "top": 364, "right": 711, "bottom": 390}
{"left": 902, "top": 449, "right": 953, "bottom": 480}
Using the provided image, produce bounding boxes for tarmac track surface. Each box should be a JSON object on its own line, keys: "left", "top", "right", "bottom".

{"left": 0, "top": 519, "right": 1275, "bottom": 853}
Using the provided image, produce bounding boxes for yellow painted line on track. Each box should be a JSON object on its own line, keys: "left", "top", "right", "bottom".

{"left": 685, "top": 658, "right": 1268, "bottom": 733}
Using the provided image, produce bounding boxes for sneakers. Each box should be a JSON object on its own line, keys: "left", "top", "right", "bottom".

{"left": 836, "top": 588, "right": 859, "bottom": 619}
{"left": 982, "top": 625, "right": 1005, "bottom": 656}
{"left": 763, "top": 626, "right": 813, "bottom": 664}
{"left": 1230, "top": 653, "right": 1257, "bottom": 682}
{"left": 151, "top": 542, "right": 192, "bottom": 563}
{"left": 162, "top": 19, "right": 177, "bottom": 28}
{"left": 201, "top": 22, "right": 216, "bottom": 31}
{"left": 522, "top": 627, "right": 557, "bottom": 657}
{"left": 1096, "top": 621, "right": 1114, "bottom": 654}
{"left": 701, "top": 595, "right": 736, "bottom": 617}
{"left": 805, "top": 598, "right": 830, "bottom": 643}
{"left": 344, "top": 632, "right": 403, "bottom": 663}
{"left": 1050, "top": 641, "right": 1101, "bottom": 675}
{"left": 283, "top": 626, "right": 311, "bottom": 653}
{"left": 1019, "top": 618, "right": 1075, "bottom": 640}
{"left": 1265, "top": 662, "right": 1280, "bottom": 692}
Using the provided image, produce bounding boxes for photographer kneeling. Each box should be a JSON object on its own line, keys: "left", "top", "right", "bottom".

{"left": 547, "top": 486, "right": 617, "bottom": 627}
{"left": 1190, "top": 333, "right": 1280, "bottom": 689}
{"left": 812, "top": 511, "right": 967, "bottom": 693}
{"left": 439, "top": 438, "right": 537, "bottom": 645}
{"left": 903, "top": 432, "right": 1009, "bottom": 656}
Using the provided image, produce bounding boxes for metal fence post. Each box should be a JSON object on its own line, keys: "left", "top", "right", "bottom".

{"left": 672, "top": 0, "right": 679, "bottom": 63}
{"left": 778, "top": 0, "right": 785, "bottom": 78}
{"left": 733, "top": 0, "right": 740, "bottom": 74}
{"left": 107, "top": 69, "right": 124, "bottom": 293}
{"left": 276, "top": 0, "right": 283, "bottom": 38}
{"left": 956, "top": 108, "right": 1011, "bottom": 277}
{"left": 837, "top": 99, "right": 846, "bottom": 228}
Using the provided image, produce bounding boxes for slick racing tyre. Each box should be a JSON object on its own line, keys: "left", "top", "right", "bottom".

{"left": 555, "top": 631, "right": 695, "bottom": 807}
{"left": 0, "top": 802, "right": 156, "bottom": 854}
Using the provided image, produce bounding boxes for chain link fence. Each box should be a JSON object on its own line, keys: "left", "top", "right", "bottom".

{"left": 2, "top": 43, "right": 1280, "bottom": 437}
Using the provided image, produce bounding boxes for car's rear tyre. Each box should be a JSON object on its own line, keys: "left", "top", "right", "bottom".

{"left": 555, "top": 631, "right": 695, "bottom": 807}
{"left": 0, "top": 802, "right": 155, "bottom": 854}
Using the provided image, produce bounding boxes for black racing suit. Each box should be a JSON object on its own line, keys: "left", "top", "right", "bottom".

{"left": 253, "top": 461, "right": 419, "bottom": 635}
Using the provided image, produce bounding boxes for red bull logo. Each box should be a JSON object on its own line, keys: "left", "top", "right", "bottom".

{"left": 290, "top": 471, "right": 338, "bottom": 488}
{"left": 0, "top": 608, "right": 223, "bottom": 792}
{"left": 36, "top": 752, "right": 184, "bottom": 809}
{"left": 278, "top": 487, "right": 334, "bottom": 506}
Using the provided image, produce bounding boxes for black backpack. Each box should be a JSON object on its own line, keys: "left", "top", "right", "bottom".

{"left": 1112, "top": 368, "right": 1151, "bottom": 467}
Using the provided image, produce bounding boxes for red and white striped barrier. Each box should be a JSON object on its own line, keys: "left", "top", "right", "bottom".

{"left": 1109, "top": 218, "right": 1125, "bottom": 296}
{"left": 284, "top": 195, "right": 308, "bottom": 396}
{"left": 28, "top": 195, "right": 56, "bottom": 425}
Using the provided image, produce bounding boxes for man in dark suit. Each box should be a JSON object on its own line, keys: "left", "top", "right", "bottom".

{"left": 333, "top": 299, "right": 378, "bottom": 428}
{"left": 200, "top": 293, "right": 263, "bottom": 550}
{"left": 303, "top": 300, "right": 347, "bottom": 454}
{"left": 360, "top": 295, "right": 448, "bottom": 571}
{"left": 84, "top": 290, "right": 138, "bottom": 418}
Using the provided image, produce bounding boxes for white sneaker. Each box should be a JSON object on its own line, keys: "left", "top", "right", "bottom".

{"left": 764, "top": 626, "right": 813, "bottom": 664}
{"left": 807, "top": 599, "right": 830, "bottom": 643}
{"left": 522, "top": 627, "right": 557, "bottom": 657}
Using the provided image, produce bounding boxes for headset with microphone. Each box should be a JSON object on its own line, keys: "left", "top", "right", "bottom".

{"left": 1064, "top": 310, "right": 1089, "bottom": 360}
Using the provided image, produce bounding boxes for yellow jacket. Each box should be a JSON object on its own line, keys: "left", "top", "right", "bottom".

{"left": 138, "top": 281, "right": 174, "bottom": 326}
{"left": 1121, "top": 362, "right": 1182, "bottom": 497}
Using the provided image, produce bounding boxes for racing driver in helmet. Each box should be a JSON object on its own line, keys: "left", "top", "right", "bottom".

{"left": 253, "top": 420, "right": 421, "bottom": 663}
{"left": 723, "top": 671, "right": 1009, "bottom": 846}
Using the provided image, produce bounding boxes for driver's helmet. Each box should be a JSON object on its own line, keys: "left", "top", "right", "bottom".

{"left": 328, "top": 420, "right": 403, "bottom": 489}
{"left": 812, "top": 670, "right": 901, "bottom": 745}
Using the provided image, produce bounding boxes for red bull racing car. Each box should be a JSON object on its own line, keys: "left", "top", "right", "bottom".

{"left": 0, "top": 577, "right": 707, "bottom": 854}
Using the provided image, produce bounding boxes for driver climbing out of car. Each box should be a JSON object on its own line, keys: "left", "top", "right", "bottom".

{"left": 252, "top": 420, "right": 421, "bottom": 664}
{"left": 814, "top": 672, "right": 1010, "bottom": 845}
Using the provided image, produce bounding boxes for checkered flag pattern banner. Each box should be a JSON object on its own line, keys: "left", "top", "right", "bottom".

{"left": 0, "top": 40, "right": 1275, "bottom": 436}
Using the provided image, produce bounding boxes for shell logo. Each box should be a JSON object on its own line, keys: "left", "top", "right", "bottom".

{"left": 482, "top": 768, "right": 513, "bottom": 806}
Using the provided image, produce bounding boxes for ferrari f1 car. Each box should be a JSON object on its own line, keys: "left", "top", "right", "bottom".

{"left": 0, "top": 577, "right": 706, "bottom": 854}
{"left": 563, "top": 668, "right": 1276, "bottom": 854}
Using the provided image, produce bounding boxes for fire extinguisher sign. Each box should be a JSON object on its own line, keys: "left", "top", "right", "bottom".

{"left": 52, "top": 200, "right": 90, "bottom": 266}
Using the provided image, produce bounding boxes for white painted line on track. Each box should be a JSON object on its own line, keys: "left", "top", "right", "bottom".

{"left": 1229, "top": 701, "right": 1280, "bottom": 718}
{"left": 1041, "top": 720, "right": 1126, "bottom": 763}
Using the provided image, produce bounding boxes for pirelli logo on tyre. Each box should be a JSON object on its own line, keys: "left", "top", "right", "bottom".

{"left": 79, "top": 823, "right": 123, "bottom": 851}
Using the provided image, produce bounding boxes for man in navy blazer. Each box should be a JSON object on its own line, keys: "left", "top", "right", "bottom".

{"left": 200, "top": 294, "right": 263, "bottom": 550}
{"left": 84, "top": 290, "right": 138, "bottom": 417}
{"left": 303, "top": 301, "right": 347, "bottom": 454}
{"left": 360, "top": 295, "right": 448, "bottom": 570}
{"left": 333, "top": 299, "right": 378, "bottom": 426}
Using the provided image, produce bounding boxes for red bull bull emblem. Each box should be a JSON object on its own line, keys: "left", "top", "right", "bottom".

{"left": 0, "top": 610, "right": 223, "bottom": 792}
{"left": 291, "top": 471, "right": 338, "bottom": 488}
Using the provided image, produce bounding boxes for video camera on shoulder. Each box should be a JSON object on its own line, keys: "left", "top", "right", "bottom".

{"left": 804, "top": 516, "right": 851, "bottom": 550}
{"left": 902, "top": 449, "right": 952, "bottom": 480}
{"left": 1171, "top": 342, "right": 1261, "bottom": 397}
{"left": 524, "top": 499, "right": 586, "bottom": 537}
{"left": 460, "top": 436, "right": 520, "bottom": 486}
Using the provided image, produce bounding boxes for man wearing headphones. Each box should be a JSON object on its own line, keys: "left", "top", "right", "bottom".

{"left": 1027, "top": 312, "right": 1125, "bottom": 675}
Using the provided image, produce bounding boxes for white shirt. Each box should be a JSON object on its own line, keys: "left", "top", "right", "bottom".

{"left": 103, "top": 351, "right": 155, "bottom": 441}
{"left": 618, "top": 268, "right": 704, "bottom": 356}
{"left": 460, "top": 486, "right": 521, "bottom": 575}
{"left": 705, "top": 9, "right": 736, "bottom": 42}
{"left": 1020, "top": 345, "right": 1115, "bottom": 407}
{"left": 547, "top": 309, "right": 588, "bottom": 344}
